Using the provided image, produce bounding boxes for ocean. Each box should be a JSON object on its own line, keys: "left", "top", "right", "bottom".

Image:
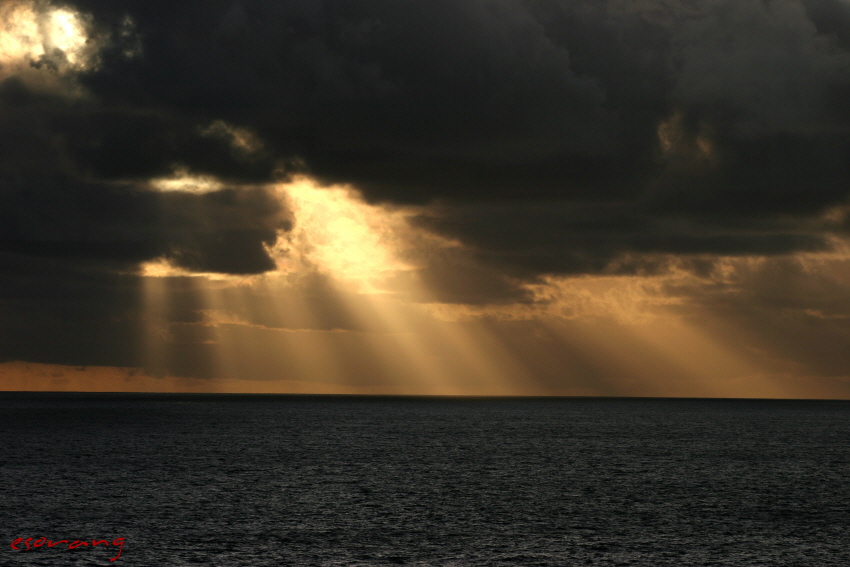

{"left": 1, "top": 394, "right": 849, "bottom": 566}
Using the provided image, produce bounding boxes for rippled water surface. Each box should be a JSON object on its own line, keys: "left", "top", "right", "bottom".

{"left": 1, "top": 394, "right": 849, "bottom": 566}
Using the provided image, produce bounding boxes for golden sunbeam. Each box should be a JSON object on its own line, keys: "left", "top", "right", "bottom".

{"left": 273, "top": 177, "right": 535, "bottom": 394}
{"left": 514, "top": 269, "right": 771, "bottom": 397}
{"left": 130, "top": 175, "right": 850, "bottom": 398}
{"left": 133, "top": 175, "right": 539, "bottom": 395}
{"left": 512, "top": 255, "right": 850, "bottom": 399}
{"left": 139, "top": 274, "right": 172, "bottom": 378}
{"left": 199, "top": 278, "right": 348, "bottom": 388}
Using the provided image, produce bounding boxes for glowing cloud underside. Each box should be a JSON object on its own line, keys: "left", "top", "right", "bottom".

{"left": 148, "top": 168, "right": 225, "bottom": 195}
{"left": 276, "top": 178, "right": 414, "bottom": 292}
{"left": 0, "top": 1, "right": 97, "bottom": 85}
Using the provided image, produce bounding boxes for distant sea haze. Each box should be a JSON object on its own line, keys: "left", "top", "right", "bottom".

{"left": 2, "top": 394, "right": 849, "bottom": 566}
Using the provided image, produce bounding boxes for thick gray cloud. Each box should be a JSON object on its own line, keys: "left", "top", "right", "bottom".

{"left": 57, "top": 0, "right": 850, "bottom": 269}
{"left": 5, "top": 0, "right": 850, "bottom": 376}
{"left": 0, "top": 80, "right": 288, "bottom": 273}
{"left": 72, "top": 0, "right": 643, "bottom": 200}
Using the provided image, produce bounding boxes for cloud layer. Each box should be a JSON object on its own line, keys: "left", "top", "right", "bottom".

{"left": 5, "top": 0, "right": 850, "bottom": 271}
{"left": 3, "top": 0, "right": 850, "bottom": 390}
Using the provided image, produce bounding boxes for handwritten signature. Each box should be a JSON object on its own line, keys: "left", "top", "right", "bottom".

{"left": 10, "top": 537, "right": 125, "bottom": 561}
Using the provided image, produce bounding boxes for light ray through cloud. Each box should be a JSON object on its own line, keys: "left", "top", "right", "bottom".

{"left": 133, "top": 176, "right": 539, "bottom": 395}
{"left": 5, "top": 0, "right": 850, "bottom": 400}
{"left": 90, "top": 173, "right": 850, "bottom": 397}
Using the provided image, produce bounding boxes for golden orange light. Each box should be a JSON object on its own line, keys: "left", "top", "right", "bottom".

{"left": 0, "top": 1, "right": 95, "bottom": 76}
{"left": 201, "top": 120, "right": 265, "bottom": 156}
{"left": 45, "top": 9, "right": 88, "bottom": 65}
{"left": 134, "top": 176, "right": 535, "bottom": 395}
{"left": 148, "top": 167, "right": 226, "bottom": 194}
{"left": 100, "top": 174, "right": 850, "bottom": 398}
{"left": 0, "top": 1, "right": 41, "bottom": 66}
{"left": 274, "top": 176, "right": 416, "bottom": 292}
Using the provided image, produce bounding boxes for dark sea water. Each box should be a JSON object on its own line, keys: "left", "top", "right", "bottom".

{"left": 1, "top": 394, "right": 849, "bottom": 566}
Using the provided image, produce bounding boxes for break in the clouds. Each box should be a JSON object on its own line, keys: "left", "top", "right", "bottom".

{"left": 3, "top": 0, "right": 850, "bottom": 395}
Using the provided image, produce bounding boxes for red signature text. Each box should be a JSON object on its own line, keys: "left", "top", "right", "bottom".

{"left": 11, "top": 537, "right": 125, "bottom": 561}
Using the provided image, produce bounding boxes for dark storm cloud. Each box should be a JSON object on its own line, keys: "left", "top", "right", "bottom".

{"left": 0, "top": 169, "right": 287, "bottom": 275}
{"left": 0, "top": 254, "right": 144, "bottom": 367}
{"left": 46, "top": 0, "right": 850, "bottom": 275}
{"left": 71, "top": 0, "right": 648, "bottom": 200}
{"left": 0, "top": 79, "right": 288, "bottom": 273}
{"left": 5, "top": 0, "right": 850, "bottom": 377}
{"left": 412, "top": 201, "right": 829, "bottom": 282}
{"left": 0, "top": 253, "right": 227, "bottom": 377}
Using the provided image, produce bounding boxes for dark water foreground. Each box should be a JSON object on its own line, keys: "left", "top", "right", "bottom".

{"left": 1, "top": 393, "right": 849, "bottom": 566}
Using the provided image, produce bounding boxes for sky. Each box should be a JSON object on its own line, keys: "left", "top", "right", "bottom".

{"left": 2, "top": 0, "right": 850, "bottom": 397}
